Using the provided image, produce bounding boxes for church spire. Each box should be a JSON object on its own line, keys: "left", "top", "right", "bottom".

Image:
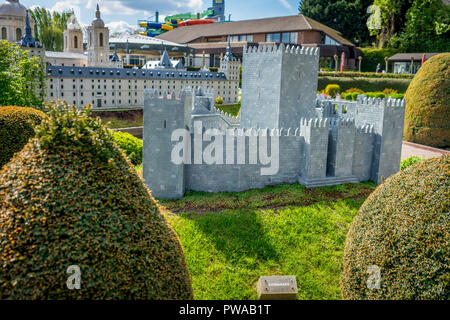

{"left": 20, "top": 10, "right": 41, "bottom": 48}
{"left": 96, "top": 4, "right": 101, "bottom": 19}
{"left": 223, "top": 36, "right": 235, "bottom": 61}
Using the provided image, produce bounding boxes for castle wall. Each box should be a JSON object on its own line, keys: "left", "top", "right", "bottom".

{"left": 185, "top": 131, "right": 303, "bottom": 193}
{"left": 327, "top": 119, "right": 356, "bottom": 177}
{"left": 143, "top": 91, "right": 186, "bottom": 199}
{"left": 300, "top": 119, "right": 329, "bottom": 180}
{"left": 352, "top": 125, "right": 375, "bottom": 181}
{"left": 376, "top": 99, "right": 406, "bottom": 183}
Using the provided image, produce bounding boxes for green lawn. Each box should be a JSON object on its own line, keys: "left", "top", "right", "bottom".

{"left": 100, "top": 117, "right": 143, "bottom": 129}
{"left": 216, "top": 104, "right": 241, "bottom": 117}
{"left": 158, "top": 182, "right": 375, "bottom": 300}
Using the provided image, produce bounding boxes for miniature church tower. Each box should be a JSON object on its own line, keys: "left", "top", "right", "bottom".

{"left": 20, "top": 10, "right": 44, "bottom": 59}
{"left": 64, "top": 14, "right": 83, "bottom": 54}
{"left": 219, "top": 38, "right": 240, "bottom": 81}
{"left": 87, "top": 4, "right": 110, "bottom": 67}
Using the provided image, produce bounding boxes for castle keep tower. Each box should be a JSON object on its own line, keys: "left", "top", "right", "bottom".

{"left": 240, "top": 44, "right": 320, "bottom": 129}
{"left": 87, "top": 4, "right": 110, "bottom": 67}
{"left": 64, "top": 14, "right": 83, "bottom": 54}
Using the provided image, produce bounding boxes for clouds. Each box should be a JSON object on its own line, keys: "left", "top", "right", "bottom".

{"left": 278, "top": 0, "right": 293, "bottom": 10}
{"left": 110, "top": 0, "right": 205, "bottom": 13}
{"left": 106, "top": 20, "right": 137, "bottom": 35}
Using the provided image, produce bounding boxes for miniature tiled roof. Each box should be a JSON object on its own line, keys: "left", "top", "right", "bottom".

{"left": 46, "top": 65, "right": 228, "bottom": 80}
{"left": 158, "top": 14, "right": 354, "bottom": 47}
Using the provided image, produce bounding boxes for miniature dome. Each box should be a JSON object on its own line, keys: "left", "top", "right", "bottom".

{"left": 0, "top": 0, "right": 26, "bottom": 18}
{"left": 67, "top": 14, "right": 82, "bottom": 31}
{"left": 91, "top": 4, "right": 104, "bottom": 28}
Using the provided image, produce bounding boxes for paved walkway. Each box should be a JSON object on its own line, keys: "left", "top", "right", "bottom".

{"left": 402, "top": 141, "right": 450, "bottom": 159}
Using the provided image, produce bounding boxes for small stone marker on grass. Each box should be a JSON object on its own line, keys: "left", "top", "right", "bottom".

{"left": 257, "top": 276, "right": 298, "bottom": 300}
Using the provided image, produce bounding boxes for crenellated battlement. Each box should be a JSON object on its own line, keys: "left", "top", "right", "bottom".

{"left": 356, "top": 124, "right": 375, "bottom": 134}
{"left": 145, "top": 89, "right": 184, "bottom": 101}
{"left": 330, "top": 118, "right": 355, "bottom": 128}
{"left": 356, "top": 95, "right": 406, "bottom": 108}
{"left": 300, "top": 118, "right": 329, "bottom": 128}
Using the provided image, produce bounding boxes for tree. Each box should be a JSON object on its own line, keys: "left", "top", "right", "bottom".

{"left": 29, "top": 7, "right": 73, "bottom": 52}
{"left": 299, "top": 0, "right": 374, "bottom": 46}
{"left": 371, "top": 0, "right": 414, "bottom": 48}
{"left": 397, "top": 0, "right": 450, "bottom": 52}
{"left": 0, "top": 41, "right": 46, "bottom": 107}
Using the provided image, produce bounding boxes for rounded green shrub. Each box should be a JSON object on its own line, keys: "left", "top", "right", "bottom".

{"left": 0, "top": 101, "right": 193, "bottom": 299}
{"left": 404, "top": 53, "right": 450, "bottom": 148}
{"left": 345, "top": 88, "right": 365, "bottom": 94}
{"left": 351, "top": 92, "right": 360, "bottom": 101}
{"left": 215, "top": 96, "right": 224, "bottom": 105}
{"left": 112, "top": 130, "right": 143, "bottom": 165}
{"left": 341, "top": 156, "right": 449, "bottom": 300}
{"left": 325, "top": 84, "right": 340, "bottom": 97}
{"left": 0, "top": 106, "right": 46, "bottom": 168}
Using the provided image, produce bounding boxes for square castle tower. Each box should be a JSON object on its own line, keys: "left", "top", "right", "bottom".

{"left": 143, "top": 44, "right": 406, "bottom": 199}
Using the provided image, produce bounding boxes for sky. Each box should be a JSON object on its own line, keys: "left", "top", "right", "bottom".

{"left": 20, "top": 0, "right": 300, "bottom": 34}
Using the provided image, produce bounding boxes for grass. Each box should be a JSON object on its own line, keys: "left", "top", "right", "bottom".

{"left": 155, "top": 182, "right": 376, "bottom": 300}
{"left": 100, "top": 117, "right": 143, "bottom": 129}
{"left": 216, "top": 104, "right": 241, "bottom": 117}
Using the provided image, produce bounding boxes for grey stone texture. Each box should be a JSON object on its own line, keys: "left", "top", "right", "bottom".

{"left": 143, "top": 44, "right": 406, "bottom": 199}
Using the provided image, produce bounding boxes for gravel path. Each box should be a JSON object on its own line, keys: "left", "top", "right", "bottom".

{"left": 402, "top": 141, "right": 450, "bottom": 159}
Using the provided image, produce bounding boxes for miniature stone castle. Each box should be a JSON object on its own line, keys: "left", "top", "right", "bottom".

{"left": 143, "top": 44, "right": 406, "bottom": 199}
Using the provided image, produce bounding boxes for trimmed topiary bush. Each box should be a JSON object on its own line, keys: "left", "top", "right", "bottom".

{"left": 341, "top": 156, "right": 449, "bottom": 300}
{"left": 325, "top": 84, "right": 340, "bottom": 97}
{"left": 0, "top": 106, "right": 46, "bottom": 169}
{"left": 215, "top": 96, "right": 224, "bottom": 105}
{"left": 404, "top": 53, "right": 450, "bottom": 148}
{"left": 0, "top": 101, "right": 193, "bottom": 299}
{"left": 112, "top": 130, "right": 143, "bottom": 165}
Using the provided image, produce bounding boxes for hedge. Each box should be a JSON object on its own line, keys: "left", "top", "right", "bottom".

{"left": 319, "top": 72, "right": 414, "bottom": 79}
{"left": 341, "top": 156, "right": 449, "bottom": 299}
{"left": 0, "top": 106, "right": 46, "bottom": 169}
{"left": 0, "top": 101, "right": 193, "bottom": 299}
{"left": 112, "top": 130, "right": 143, "bottom": 165}
{"left": 318, "top": 77, "right": 411, "bottom": 93}
{"left": 358, "top": 47, "right": 401, "bottom": 73}
{"left": 404, "top": 53, "right": 450, "bottom": 148}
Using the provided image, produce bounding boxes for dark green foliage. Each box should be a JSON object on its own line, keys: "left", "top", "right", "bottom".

{"left": 0, "top": 106, "right": 46, "bottom": 168}
{"left": 318, "top": 77, "right": 411, "bottom": 93}
{"left": 29, "top": 7, "right": 73, "bottom": 52}
{"left": 0, "top": 41, "right": 46, "bottom": 107}
{"left": 341, "top": 156, "right": 449, "bottom": 300}
{"left": 0, "top": 101, "right": 193, "bottom": 299}
{"left": 404, "top": 53, "right": 450, "bottom": 148}
{"left": 112, "top": 130, "right": 143, "bottom": 165}
{"left": 358, "top": 48, "right": 401, "bottom": 73}
{"left": 371, "top": 0, "right": 414, "bottom": 48}
{"left": 395, "top": 0, "right": 450, "bottom": 52}
{"left": 300, "top": 0, "right": 374, "bottom": 45}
